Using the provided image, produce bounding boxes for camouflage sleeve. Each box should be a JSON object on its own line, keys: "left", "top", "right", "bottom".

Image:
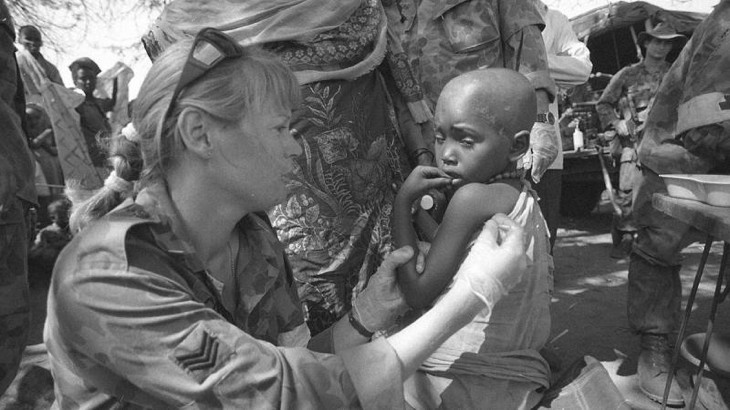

{"left": 596, "top": 69, "right": 627, "bottom": 128}
{"left": 50, "top": 264, "right": 402, "bottom": 409}
{"left": 500, "top": 0, "right": 556, "bottom": 100}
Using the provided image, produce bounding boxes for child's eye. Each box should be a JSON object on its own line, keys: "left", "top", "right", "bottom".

{"left": 434, "top": 134, "right": 445, "bottom": 144}
{"left": 460, "top": 139, "right": 474, "bottom": 147}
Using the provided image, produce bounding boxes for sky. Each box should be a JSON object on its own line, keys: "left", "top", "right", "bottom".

{"left": 19, "top": 0, "right": 719, "bottom": 99}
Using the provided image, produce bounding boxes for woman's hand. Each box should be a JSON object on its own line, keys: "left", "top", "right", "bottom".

{"left": 455, "top": 213, "right": 527, "bottom": 310}
{"left": 353, "top": 246, "right": 413, "bottom": 333}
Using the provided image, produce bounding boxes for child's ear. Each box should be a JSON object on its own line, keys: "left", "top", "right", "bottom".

{"left": 508, "top": 130, "right": 530, "bottom": 162}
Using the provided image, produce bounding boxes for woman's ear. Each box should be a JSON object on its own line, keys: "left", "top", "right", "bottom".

{"left": 177, "top": 107, "right": 212, "bottom": 159}
{"left": 508, "top": 130, "right": 530, "bottom": 162}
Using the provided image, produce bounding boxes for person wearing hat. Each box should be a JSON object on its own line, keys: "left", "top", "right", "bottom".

{"left": 69, "top": 56, "right": 117, "bottom": 173}
{"left": 596, "top": 20, "right": 687, "bottom": 260}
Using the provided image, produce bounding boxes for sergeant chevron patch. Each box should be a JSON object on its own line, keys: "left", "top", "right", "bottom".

{"left": 171, "top": 328, "right": 232, "bottom": 383}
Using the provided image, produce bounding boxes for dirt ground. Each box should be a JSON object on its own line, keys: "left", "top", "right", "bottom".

{"left": 2, "top": 199, "right": 730, "bottom": 409}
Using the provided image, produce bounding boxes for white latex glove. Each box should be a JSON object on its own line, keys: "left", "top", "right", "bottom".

{"left": 353, "top": 246, "right": 412, "bottom": 332}
{"left": 529, "top": 122, "right": 559, "bottom": 184}
{"left": 455, "top": 214, "right": 527, "bottom": 311}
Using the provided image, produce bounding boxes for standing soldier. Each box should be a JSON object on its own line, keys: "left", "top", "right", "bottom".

{"left": 628, "top": 1, "right": 730, "bottom": 405}
{"left": 596, "top": 21, "right": 686, "bottom": 259}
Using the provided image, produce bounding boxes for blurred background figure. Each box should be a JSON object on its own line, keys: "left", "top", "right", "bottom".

{"left": 0, "top": 0, "right": 37, "bottom": 395}
{"left": 17, "top": 25, "right": 63, "bottom": 105}
{"left": 25, "top": 102, "right": 64, "bottom": 228}
{"left": 27, "top": 198, "right": 71, "bottom": 289}
{"left": 535, "top": 0, "right": 592, "bottom": 253}
{"left": 68, "top": 57, "right": 116, "bottom": 172}
{"left": 596, "top": 21, "right": 686, "bottom": 259}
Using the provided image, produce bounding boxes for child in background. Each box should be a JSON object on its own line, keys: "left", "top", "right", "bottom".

{"left": 394, "top": 68, "right": 554, "bottom": 409}
{"left": 26, "top": 103, "right": 64, "bottom": 227}
{"left": 28, "top": 198, "right": 72, "bottom": 288}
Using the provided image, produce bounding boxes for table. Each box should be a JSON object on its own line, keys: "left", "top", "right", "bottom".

{"left": 652, "top": 193, "right": 730, "bottom": 409}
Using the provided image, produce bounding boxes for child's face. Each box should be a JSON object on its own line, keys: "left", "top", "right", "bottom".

{"left": 434, "top": 97, "right": 512, "bottom": 184}
{"left": 25, "top": 107, "right": 46, "bottom": 136}
{"left": 74, "top": 68, "right": 97, "bottom": 96}
{"left": 51, "top": 210, "right": 69, "bottom": 228}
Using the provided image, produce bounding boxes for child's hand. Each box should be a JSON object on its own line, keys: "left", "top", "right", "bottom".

{"left": 399, "top": 166, "right": 455, "bottom": 203}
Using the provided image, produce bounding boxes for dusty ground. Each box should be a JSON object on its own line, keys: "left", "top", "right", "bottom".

{"left": 2, "top": 201, "right": 729, "bottom": 409}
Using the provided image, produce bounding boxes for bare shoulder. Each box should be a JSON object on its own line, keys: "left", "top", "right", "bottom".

{"left": 447, "top": 182, "right": 521, "bottom": 220}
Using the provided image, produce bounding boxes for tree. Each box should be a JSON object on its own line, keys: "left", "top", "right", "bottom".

{"left": 9, "top": 0, "right": 166, "bottom": 55}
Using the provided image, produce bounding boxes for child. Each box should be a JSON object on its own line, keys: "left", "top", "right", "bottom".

{"left": 26, "top": 103, "right": 64, "bottom": 227}
{"left": 394, "top": 68, "right": 553, "bottom": 409}
{"left": 28, "top": 198, "right": 72, "bottom": 288}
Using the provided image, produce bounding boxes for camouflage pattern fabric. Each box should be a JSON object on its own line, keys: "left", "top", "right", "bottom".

{"left": 595, "top": 60, "right": 671, "bottom": 139}
{"left": 629, "top": 0, "right": 730, "bottom": 334}
{"left": 45, "top": 184, "right": 403, "bottom": 409}
{"left": 402, "top": 0, "right": 554, "bottom": 109}
{"left": 596, "top": 60, "right": 670, "bottom": 233}
{"left": 0, "top": 0, "right": 35, "bottom": 395}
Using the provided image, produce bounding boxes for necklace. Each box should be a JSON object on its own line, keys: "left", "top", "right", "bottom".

{"left": 487, "top": 169, "right": 525, "bottom": 184}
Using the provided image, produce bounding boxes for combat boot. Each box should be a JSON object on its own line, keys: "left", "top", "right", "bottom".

{"left": 638, "top": 333, "right": 684, "bottom": 406}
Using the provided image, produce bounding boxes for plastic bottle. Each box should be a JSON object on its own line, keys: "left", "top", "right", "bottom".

{"left": 572, "top": 120, "right": 584, "bottom": 151}
{"left": 420, "top": 189, "right": 447, "bottom": 221}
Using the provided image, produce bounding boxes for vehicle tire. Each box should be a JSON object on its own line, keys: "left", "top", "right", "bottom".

{"left": 559, "top": 182, "right": 605, "bottom": 217}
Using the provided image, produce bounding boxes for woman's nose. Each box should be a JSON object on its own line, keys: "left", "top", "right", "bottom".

{"left": 285, "top": 129, "right": 303, "bottom": 158}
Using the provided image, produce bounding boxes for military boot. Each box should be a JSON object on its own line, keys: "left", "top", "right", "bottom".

{"left": 638, "top": 333, "right": 684, "bottom": 406}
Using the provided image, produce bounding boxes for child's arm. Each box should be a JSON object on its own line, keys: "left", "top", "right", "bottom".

{"left": 395, "top": 181, "right": 520, "bottom": 309}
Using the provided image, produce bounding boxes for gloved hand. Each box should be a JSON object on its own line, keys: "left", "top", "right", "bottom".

{"left": 455, "top": 214, "right": 527, "bottom": 311}
{"left": 528, "top": 122, "right": 559, "bottom": 184}
{"left": 353, "top": 246, "right": 412, "bottom": 333}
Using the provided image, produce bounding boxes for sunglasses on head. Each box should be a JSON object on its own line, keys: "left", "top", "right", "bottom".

{"left": 162, "top": 27, "right": 246, "bottom": 124}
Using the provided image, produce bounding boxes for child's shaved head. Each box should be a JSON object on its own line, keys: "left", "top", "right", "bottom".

{"left": 436, "top": 68, "right": 536, "bottom": 140}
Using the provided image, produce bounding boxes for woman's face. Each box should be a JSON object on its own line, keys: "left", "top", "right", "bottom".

{"left": 645, "top": 37, "right": 673, "bottom": 61}
{"left": 209, "top": 103, "right": 302, "bottom": 211}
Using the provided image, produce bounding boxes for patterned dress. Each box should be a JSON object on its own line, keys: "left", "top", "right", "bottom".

{"left": 266, "top": 0, "right": 416, "bottom": 334}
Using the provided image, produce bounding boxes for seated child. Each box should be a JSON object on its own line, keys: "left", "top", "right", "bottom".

{"left": 394, "top": 68, "right": 554, "bottom": 409}
{"left": 28, "top": 198, "right": 73, "bottom": 288}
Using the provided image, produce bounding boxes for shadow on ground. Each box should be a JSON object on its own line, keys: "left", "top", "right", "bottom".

{"left": 550, "top": 208, "right": 730, "bottom": 409}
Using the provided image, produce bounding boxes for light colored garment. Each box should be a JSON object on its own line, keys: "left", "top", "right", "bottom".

{"left": 540, "top": 6, "right": 592, "bottom": 170}
{"left": 16, "top": 48, "right": 105, "bottom": 189}
{"left": 407, "top": 182, "right": 554, "bottom": 410}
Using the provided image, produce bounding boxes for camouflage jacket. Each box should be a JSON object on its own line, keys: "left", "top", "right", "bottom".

{"left": 401, "top": 0, "right": 555, "bottom": 108}
{"left": 596, "top": 60, "right": 670, "bottom": 133}
{"left": 637, "top": 0, "right": 730, "bottom": 174}
{"left": 44, "top": 184, "right": 403, "bottom": 409}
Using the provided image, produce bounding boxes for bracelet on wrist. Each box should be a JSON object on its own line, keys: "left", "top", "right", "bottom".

{"left": 409, "top": 147, "right": 434, "bottom": 165}
{"left": 348, "top": 309, "right": 374, "bottom": 339}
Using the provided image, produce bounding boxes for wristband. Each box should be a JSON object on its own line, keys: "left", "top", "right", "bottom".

{"left": 348, "top": 309, "right": 374, "bottom": 339}
{"left": 409, "top": 147, "right": 434, "bottom": 165}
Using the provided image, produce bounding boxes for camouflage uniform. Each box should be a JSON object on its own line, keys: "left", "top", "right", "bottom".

{"left": 628, "top": 0, "right": 730, "bottom": 334}
{"left": 0, "top": 0, "right": 36, "bottom": 395}
{"left": 44, "top": 184, "right": 404, "bottom": 409}
{"left": 402, "top": 0, "right": 555, "bottom": 110}
{"left": 596, "top": 60, "right": 670, "bottom": 234}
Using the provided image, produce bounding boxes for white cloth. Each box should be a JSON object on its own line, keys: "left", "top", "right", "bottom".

{"left": 540, "top": 6, "right": 593, "bottom": 170}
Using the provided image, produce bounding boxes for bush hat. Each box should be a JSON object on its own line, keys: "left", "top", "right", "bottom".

{"left": 638, "top": 20, "right": 688, "bottom": 48}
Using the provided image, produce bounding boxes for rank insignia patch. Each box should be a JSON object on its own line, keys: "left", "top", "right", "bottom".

{"left": 171, "top": 328, "right": 232, "bottom": 383}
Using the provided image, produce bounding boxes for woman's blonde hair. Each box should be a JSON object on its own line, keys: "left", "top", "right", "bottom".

{"left": 68, "top": 36, "right": 300, "bottom": 232}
